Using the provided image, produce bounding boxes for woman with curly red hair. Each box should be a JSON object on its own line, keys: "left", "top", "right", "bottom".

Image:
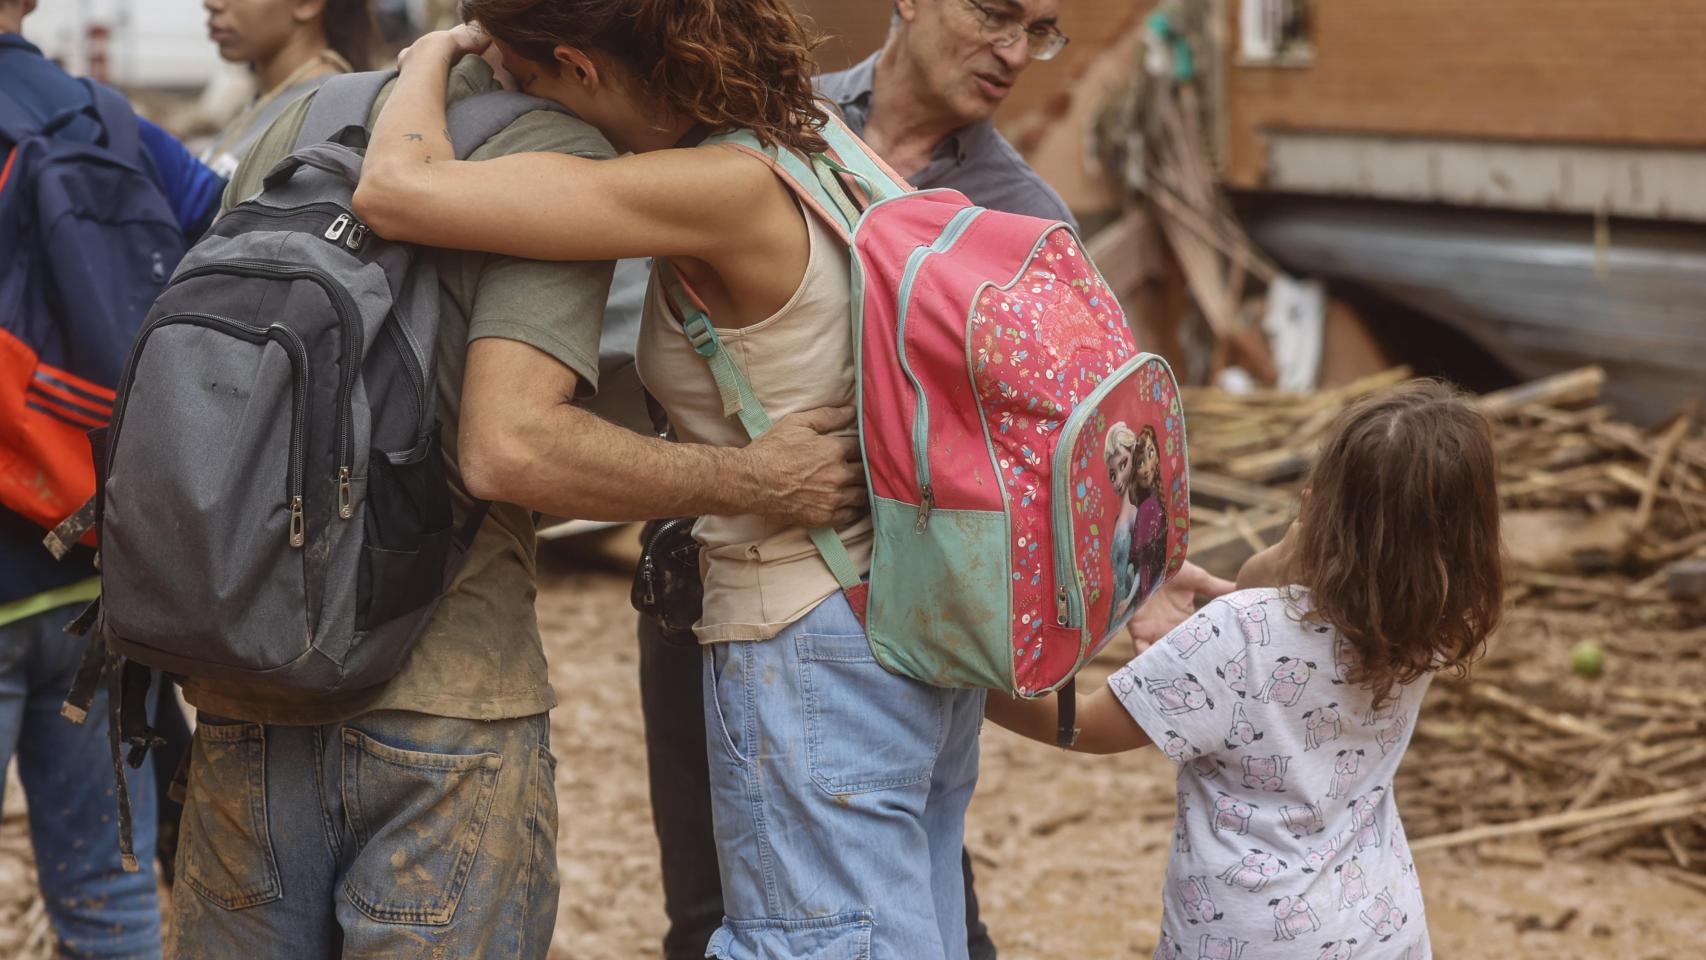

{"left": 354, "top": 2, "right": 984, "bottom": 957}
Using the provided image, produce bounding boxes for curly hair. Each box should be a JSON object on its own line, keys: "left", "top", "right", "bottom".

{"left": 458, "top": 0, "right": 828, "bottom": 154}
{"left": 1292, "top": 380, "right": 1504, "bottom": 709}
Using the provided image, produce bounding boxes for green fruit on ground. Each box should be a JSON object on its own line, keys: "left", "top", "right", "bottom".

{"left": 1571, "top": 640, "right": 1606, "bottom": 678}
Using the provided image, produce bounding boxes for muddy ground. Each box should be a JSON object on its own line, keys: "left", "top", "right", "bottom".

{"left": 4, "top": 543, "right": 1704, "bottom": 957}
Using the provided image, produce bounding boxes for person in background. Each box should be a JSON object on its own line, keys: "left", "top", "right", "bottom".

{"left": 0, "top": 0, "right": 224, "bottom": 955}
{"left": 822, "top": 0, "right": 1074, "bottom": 223}
{"left": 199, "top": 0, "right": 377, "bottom": 177}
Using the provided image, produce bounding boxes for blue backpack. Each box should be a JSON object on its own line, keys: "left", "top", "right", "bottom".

{"left": 0, "top": 78, "right": 184, "bottom": 536}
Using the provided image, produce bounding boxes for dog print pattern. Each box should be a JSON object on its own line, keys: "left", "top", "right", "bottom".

{"left": 1109, "top": 588, "right": 1434, "bottom": 958}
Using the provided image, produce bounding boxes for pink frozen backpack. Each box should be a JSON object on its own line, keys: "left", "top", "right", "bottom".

{"left": 662, "top": 114, "right": 1189, "bottom": 741}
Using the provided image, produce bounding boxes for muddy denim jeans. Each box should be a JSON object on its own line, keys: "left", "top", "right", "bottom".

{"left": 703, "top": 593, "right": 986, "bottom": 960}
{"left": 639, "top": 615, "right": 998, "bottom": 960}
{"left": 0, "top": 603, "right": 161, "bottom": 960}
{"left": 168, "top": 710, "right": 557, "bottom": 960}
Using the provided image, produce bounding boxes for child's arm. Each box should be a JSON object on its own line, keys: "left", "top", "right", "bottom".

{"left": 985, "top": 687, "right": 1153, "bottom": 755}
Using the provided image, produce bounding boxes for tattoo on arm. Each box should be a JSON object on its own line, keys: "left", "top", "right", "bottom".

{"left": 442, "top": 128, "right": 453, "bottom": 143}
{"left": 404, "top": 132, "right": 425, "bottom": 142}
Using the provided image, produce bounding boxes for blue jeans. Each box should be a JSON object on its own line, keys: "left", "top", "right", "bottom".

{"left": 167, "top": 710, "right": 558, "bottom": 960}
{"left": 0, "top": 602, "right": 161, "bottom": 960}
{"left": 703, "top": 594, "right": 986, "bottom": 959}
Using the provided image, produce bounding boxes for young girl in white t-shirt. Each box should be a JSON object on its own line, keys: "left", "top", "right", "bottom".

{"left": 988, "top": 381, "right": 1504, "bottom": 960}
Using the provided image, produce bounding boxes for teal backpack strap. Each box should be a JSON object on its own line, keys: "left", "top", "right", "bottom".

{"left": 699, "top": 113, "right": 908, "bottom": 239}
{"left": 655, "top": 263, "right": 864, "bottom": 592}
{"left": 812, "top": 109, "right": 909, "bottom": 206}
{"left": 657, "top": 263, "right": 767, "bottom": 433}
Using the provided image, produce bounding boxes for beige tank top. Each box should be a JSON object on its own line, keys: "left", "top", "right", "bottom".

{"left": 636, "top": 211, "right": 873, "bottom": 643}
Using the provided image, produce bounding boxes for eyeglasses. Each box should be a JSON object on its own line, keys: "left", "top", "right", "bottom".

{"left": 959, "top": 0, "right": 1071, "bottom": 61}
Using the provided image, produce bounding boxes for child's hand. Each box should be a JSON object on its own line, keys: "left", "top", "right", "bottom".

{"left": 1126, "top": 561, "right": 1235, "bottom": 658}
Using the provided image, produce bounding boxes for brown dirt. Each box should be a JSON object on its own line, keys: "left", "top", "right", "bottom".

{"left": 534, "top": 550, "right": 1706, "bottom": 959}
{"left": 4, "top": 547, "right": 1704, "bottom": 957}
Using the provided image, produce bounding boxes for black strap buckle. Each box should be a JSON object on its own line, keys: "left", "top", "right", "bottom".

{"left": 1055, "top": 678, "right": 1078, "bottom": 748}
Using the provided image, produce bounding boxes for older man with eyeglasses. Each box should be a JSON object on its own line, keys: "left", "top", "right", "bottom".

{"left": 819, "top": 0, "right": 1074, "bottom": 225}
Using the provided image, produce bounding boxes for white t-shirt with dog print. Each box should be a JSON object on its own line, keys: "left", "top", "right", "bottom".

{"left": 1109, "top": 587, "right": 1432, "bottom": 960}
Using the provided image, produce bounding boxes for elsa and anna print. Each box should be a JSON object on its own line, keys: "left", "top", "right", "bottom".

{"left": 1104, "top": 421, "right": 1169, "bottom": 636}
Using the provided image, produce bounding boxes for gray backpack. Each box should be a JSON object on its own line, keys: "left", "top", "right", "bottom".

{"left": 79, "top": 72, "right": 563, "bottom": 694}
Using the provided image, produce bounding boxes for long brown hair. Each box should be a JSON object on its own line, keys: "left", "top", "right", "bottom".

{"left": 323, "top": 0, "right": 378, "bottom": 71}
{"left": 1291, "top": 380, "right": 1504, "bottom": 707}
{"left": 460, "top": 0, "right": 828, "bottom": 153}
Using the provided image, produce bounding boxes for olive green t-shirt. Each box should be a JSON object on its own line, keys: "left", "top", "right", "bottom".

{"left": 180, "top": 59, "right": 615, "bottom": 725}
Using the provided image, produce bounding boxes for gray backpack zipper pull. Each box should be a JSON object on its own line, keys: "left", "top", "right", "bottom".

{"left": 324, "top": 214, "right": 351, "bottom": 241}
{"left": 289, "top": 496, "right": 306, "bottom": 547}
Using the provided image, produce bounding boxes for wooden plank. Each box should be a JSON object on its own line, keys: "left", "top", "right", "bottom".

{"left": 1469, "top": 683, "right": 1616, "bottom": 742}
{"left": 1085, "top": 207, "right": 1157, "bottom": 298}
{"left": 1223, "top": 445, "right": 1318, "bottom": 484}
{"left": 1155, "top": 208, "right": 1240, "bottom": 337}
{"left": 1612, "top": 687, "right": 1706, "bottom": 710}
{"left": 1188, "top": 470, "right": 1294, "bottom": 511}
{"left": 1550, "top": 803, "right": 1706, "bottom": 848}
{"left": 1633, "top": 404, "right": 1697, "bottom": 538}
{"left": 1642, "top": 527, "right": 1706, "bottom": 565}
{"left": 1656, "top": 866, "right": 1706, "bottom": 897}
{"left": 1187, "top": 508, "right": 1291, "bottom": 578}
{"left": 1410, "top": 786, "right": 1706, "bottom": 852}
{"left": 1648, "top": 743, "right": 1706, "bottom": 777}
{"left": 1513, "top": 571, "right": 1641, "bottom": 603}
{"left": 1475, "top": 367, "right": 1607, "bottom": 418}
{"left": 1316, "top": 366, "right": 1415, "bottom": 406}
{"left": 1228, "top": 509, "right": 1271, "bottom": 553}
{"left": 1565, "top": 756, "right": 1625, "bottom": 812}
{"left": 1607, "top": 464, "right": 1706, "bottom": 512}
{"left": 1149, "top": 179, "right": 1278, "bottom": 284}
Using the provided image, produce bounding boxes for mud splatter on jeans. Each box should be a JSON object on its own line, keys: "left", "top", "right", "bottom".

{"left": 168, "top": 710, "right": 556, "bottom": 960}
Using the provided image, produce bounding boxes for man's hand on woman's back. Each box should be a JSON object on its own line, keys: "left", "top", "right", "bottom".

{"left": 744, "top": 406, "right": 868, "bottom": 529}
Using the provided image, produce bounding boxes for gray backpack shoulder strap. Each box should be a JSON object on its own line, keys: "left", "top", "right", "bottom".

{"left": 293, "top": 70, "right": 397, "bottom": 150}
{"left": 445, "top": 91, "right": 571, "bottom": 159}
{"left": 292, "top": 69, "right": 569, "bottom": 157}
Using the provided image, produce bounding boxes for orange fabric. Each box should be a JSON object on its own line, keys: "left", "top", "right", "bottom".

{"left": 29, "top": 376, "right": 112, "bottom": 419}
{"left": 0, "top": 147, "right": 16, "bottom": 197}
{"left": 35, "top": 359, "right": 117, "bottom": 402}
{"left": 25, "top": 390, "right": 105, "bottom": 429}
{"left": 0, "top": 329, "right": 99, "bottom": 541}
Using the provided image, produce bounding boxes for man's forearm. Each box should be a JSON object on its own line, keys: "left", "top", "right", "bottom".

{"left": 464, "top": 400, "right": 759, "bottom": 521}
